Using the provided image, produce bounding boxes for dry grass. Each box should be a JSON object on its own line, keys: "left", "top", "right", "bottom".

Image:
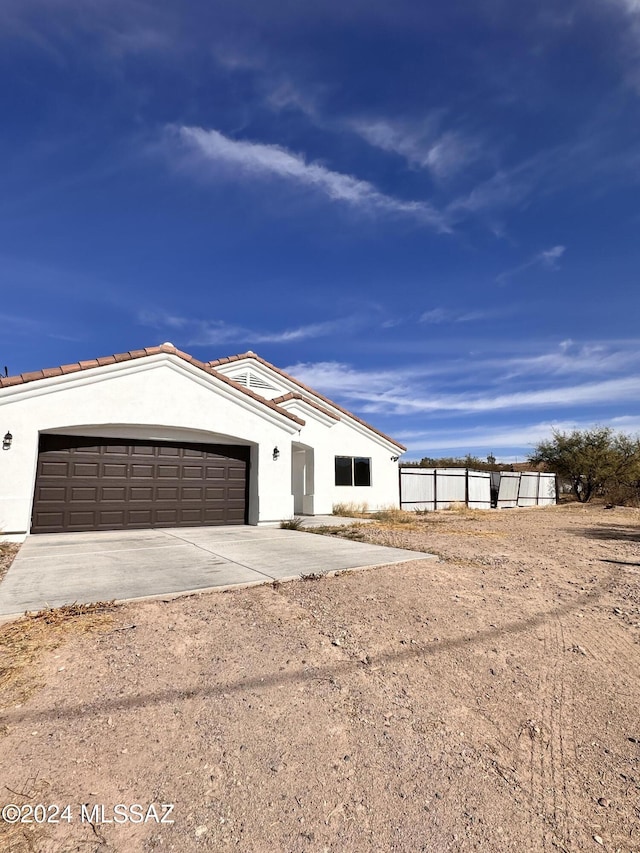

{"left": 332, "top": 501, "right": 370, "bottom": 517}
{"left": 0, "top": 601, "right": 117, "bottom": 715}
{"left": 306, "top": 523, "right": 371, "bottom": 541}
{"left": 327, "top": 504, "right": 491, "bottom": 534}
{"left": 332, "top": 503, "right": 423, "bottom": 528}
{"left": 369, "top": 507, "right": 416, "bottom": 524}
{"left": 332, "top": 501, "right": 494, "bottom": 526}
{"left": 368, "top": 508, "right": 421, "bottom": 529}
{"left": 442, "top": 501, "right": 491, "bottom": 519}
{"left": 0, "top": 542, "right": 20, "bottom": 585}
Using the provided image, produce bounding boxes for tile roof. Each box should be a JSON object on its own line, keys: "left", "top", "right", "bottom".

{"left": 1, "top": 345, "right": 405, "bottom": 449}
{"left": 272, "top": 392, "right": 340, "bottom": 421}
{"left": 209, "top": 351, "right": 406, "bottom": 451}
{"left": 0, "top": 344, "right": 305, "bottom": 427}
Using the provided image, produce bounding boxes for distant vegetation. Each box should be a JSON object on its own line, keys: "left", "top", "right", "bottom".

{"left": 402, "top": 454, "right": 514, "bottom": 472}
{"left": 529, "top": 426, "right": 640, "bottom": 505}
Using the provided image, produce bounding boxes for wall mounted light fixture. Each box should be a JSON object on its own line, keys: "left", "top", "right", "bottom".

{"left": 390, "top": 455, "right": 399, "bottom": 462}
{"left": 273, "top": 446, "right": 280, "bottom": 461}
{"left": 2, "top": 431, "right": 12, "bottom": 450}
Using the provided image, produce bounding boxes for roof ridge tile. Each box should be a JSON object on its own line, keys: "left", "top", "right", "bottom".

{"left": 0, "top": 346, "right": 305, "bottom": 427}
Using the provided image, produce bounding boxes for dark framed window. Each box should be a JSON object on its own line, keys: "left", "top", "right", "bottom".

{"left": 335, "top": 456, "right": 353, "bottom": 486}
{"left": 354, "top": 457, "right": 371, "bottom": 486}
{"left": 335, "top": 456, "right": 371, "bottom": 487}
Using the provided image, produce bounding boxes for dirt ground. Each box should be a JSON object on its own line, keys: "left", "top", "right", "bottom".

{"left": 0, "top": 503, "right": 638, "bottom": 852}
{"left": 0, "top": 543, "right": 20, "bottom": 586}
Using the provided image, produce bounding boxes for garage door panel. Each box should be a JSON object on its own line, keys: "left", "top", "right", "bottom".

{"left": 226, "top": 507, "right": 246, "bottom": 519}
{"left": 68, "top": 510, "right": 98, "bottom": 527}
{"left": 73, "top": 462, "right": 100, "bottom": 477}
{"left": 183, "top": 466, "right": 205, "bottom": 479}
{"left": 131, "top": 445, "right": 155, "bottom": 456}
{"left": 130, "top": 486, "right": 154, "bottom": 501}
{"left": 103, "top": 462, "right": 127, "bottom": 477}
{"left": 180, "top": 509, "right": 204, "bottom": 523}
{"left": 228, "top": 466, "right": 247, "bottom": 480}
{"left": 70, "top": 486, "right": 98, "bottom": 502}
{"left": 157, "top": 465, "right": 180, "bottom": 478}
{"left": 227, "top": 487, "right": 248, "bottom": 501}
{"left": 156, "top": 486, "right": 179, "bottom": 501}
{"left": 131, "top": 464, "right": 154, "bottom": 478}
{"left": 37, "top": 486, "right": 66, "bottom": 502}
{"left": 205, "top": 465, "right": 225, "bottom": 478}
{"left": 181, "top": 487, "right": 203, "bottom": 501}
{"left": 32, "top": 436, "right": 249, "bottom": 533}
{"left": 156, "top": 509, "right": 179, "bottom": 524}
{"left": 203, "top": 508, "right": 227, "bottom": 522}
{"left": 98, "top": 510, "right": 127, "bottom": 525}
{"left": 40, "top": 461, "right": 69, "bottom": 477}
{"left": 222, "top": 511, "right": 245, "bottom": 524}
{"left": 128, "top": 509, "right": 154, "bottom": 525}
{"left": 34, "top": 511, "right": 65, "bottom": 528}
{"left": 102, "top": 486, "right": 127, "bottom": 501}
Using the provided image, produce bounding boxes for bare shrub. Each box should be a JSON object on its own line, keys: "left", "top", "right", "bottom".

{"left": 280, "top": 516, "right": 305, "bottom": 530}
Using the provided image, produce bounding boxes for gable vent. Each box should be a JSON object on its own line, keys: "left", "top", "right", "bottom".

{"left": 248, "top": 373, "right": 277, "bottom": 391}
{"left": 231, "top": 371, "right": 249, "bottom": 387}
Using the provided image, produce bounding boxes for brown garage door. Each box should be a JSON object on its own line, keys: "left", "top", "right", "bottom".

{"left": 31, "top": 435, "right": 249, "bottom": 533}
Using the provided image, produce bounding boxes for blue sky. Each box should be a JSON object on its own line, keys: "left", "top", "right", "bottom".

{"left": 2, "top": 0, "right": 640, "bottom": 461}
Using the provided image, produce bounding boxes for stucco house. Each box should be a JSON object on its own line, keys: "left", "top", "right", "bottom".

{"left": 0, "top": 344, "right": 405, "bottom": 540}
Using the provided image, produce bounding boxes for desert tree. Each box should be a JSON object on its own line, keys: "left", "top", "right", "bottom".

{"left": 529, "top": 426, "right": 640, "bottom": 503}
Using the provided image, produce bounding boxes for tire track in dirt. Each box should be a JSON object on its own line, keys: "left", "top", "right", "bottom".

{"left": 578, "top": 589, "right": 640, "bottom": 687}
{"left": 512, "top": 614, "right": 576, "bottom": 852}
{"left": 551, "top": 616, "right": 575, "bottom": 849}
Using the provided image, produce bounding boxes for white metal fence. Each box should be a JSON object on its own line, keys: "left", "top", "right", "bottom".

{"left": 399, "top": 468, "right": 491, "bottom": 511}
{"left": 497, "top": 471, "right": 557, "bottom": 508}
{"left": 399, "top": 468, "right": 557, "bottom": 511}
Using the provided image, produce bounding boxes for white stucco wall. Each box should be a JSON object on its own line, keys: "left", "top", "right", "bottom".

{"left": 298, "top": 418, "right": 400, "bottom": 514}
{"left": 0, "top": 355, "right": 299, "bottom": 537}
{"left": 277, "top": 401, "right": 401, "bottom": 515}
{"left": 216, "top": 358, "right": 403, "bottom": 516}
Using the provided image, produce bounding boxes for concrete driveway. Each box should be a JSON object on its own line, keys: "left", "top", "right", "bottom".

{"left": 0, "top": 525, "right": 435, "bottom": 618}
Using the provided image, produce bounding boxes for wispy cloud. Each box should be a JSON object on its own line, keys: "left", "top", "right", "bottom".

{"left": 263, "top": 80, "right": 320, "bottom": 119}
{"left": 496, "top": 339, "right": 640, "bottom": 379}
{"left": 286, "top": 339, "right": 640, "bottom": 417}
{"left": 339, "top": 374, "right": 640, "bottom": 417}
{"left": 396, "top": 414, "right": 640, "bottom": 457}
{"left": 397, "top": 415, "right": 640, "bottom": 448}
{"left": 0, "top": 312, "right": 42, "bottom": 335}
{"left": 496, "top": 245, "right": 566, "bottom": 284}
{"left": 379, "top": 375, "right": 640, "bottom": 416}
{"left": 600, "top": 0, "right": 640, "bottom": 88}
{"left": 283, "top": 360, "right": 412, "bottom": 398}
{"left": 166, "top": 126, "right": 451, "bottom": 231}
{"left": 0, "top": 0, "right": 177, "bottom": 60}
{"left": 350, "top": 116, "right": 486, "bottom": 180}
{"left": 419, "top": 307, "right": 494, "bottom": 324}
{"left": 140, "top": 311, "right": 364, "bottom": 347}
